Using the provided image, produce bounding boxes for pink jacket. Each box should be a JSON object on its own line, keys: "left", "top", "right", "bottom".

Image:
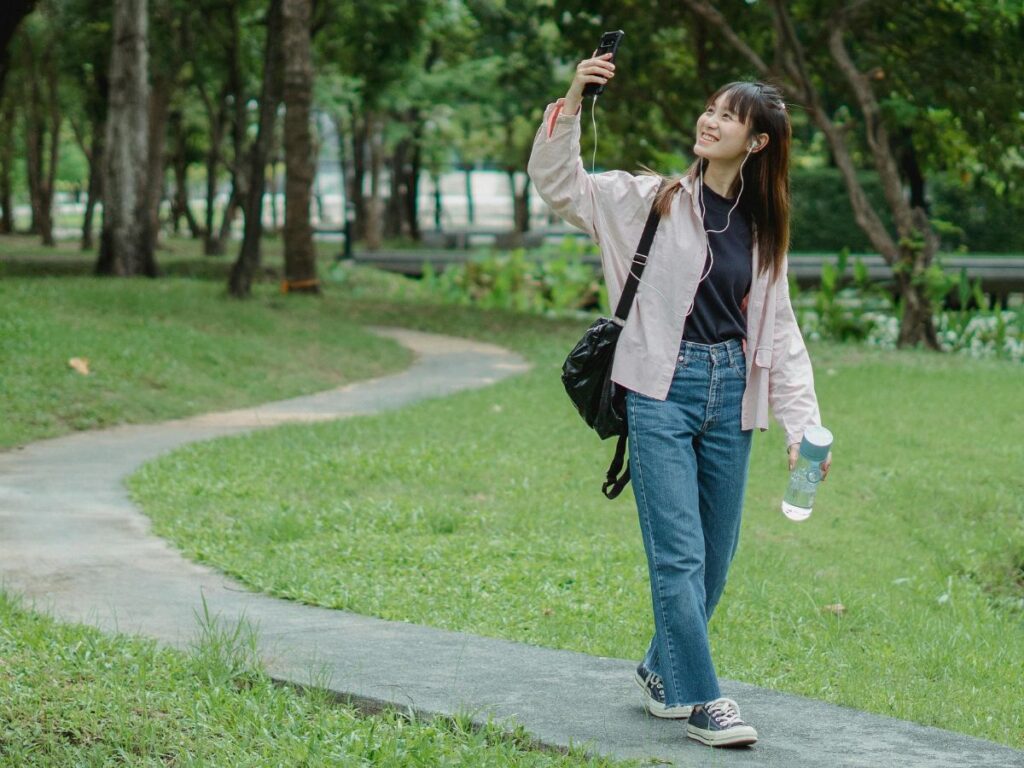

{"left": 527, "top": 99, "right": 821, "bottom": 447}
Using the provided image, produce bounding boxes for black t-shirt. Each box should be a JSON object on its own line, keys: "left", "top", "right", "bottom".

{"left": 682, "top": 183, "right": 753, "bottom": 344}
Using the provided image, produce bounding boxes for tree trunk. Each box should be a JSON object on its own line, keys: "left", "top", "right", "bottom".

{"left": 405, "top": 110, "right": 422, "bottom": 241}
{"left": 332, "top": 111, "right": 351, "bottom": 232}
{"left": 898, "top": 129, "right": 928, "bottom": 212}
{"left": 80, "top": 120, "right": 103, "bottom": 250}
{"left": 202, "top": 137, "right": 223, "bottom": 254}
{"left": 280, "top": 0, "right": 318, "bottom": 291}
{"left": 364, "top": 110, "right": 383, "bottom": 251}
{"left": 229, "top": 0, "right": 284, "bottom": 298}
{"left": 21, "top": 32, "right": 60, "bottom": 246}
{"left": 0, "top": 95, "right": 16, "bottom": 233}
{"left": 821, "top": 12, "right": 938, "bottom": 348}
{"left": 351, "top": 112, "right": 367, "bottom": 241}
{"left": 199, "top": 79, "right": 229, "bottom": 255}
{"left": 41, "top": 42, "right": 60, "bottom": 246}
{"left": 684, "top": 0, "right": 940, "bottom": 349}
{"left": 270, "top": 152, "right": 281, "bottom": 230}
{"left": 508, "top": 170, "right": 530, "bottom": 233}
{"left": 384, "top": 134, "right": 406, "bottom": 239}
{"left": 97, "top": 0, "right": 154, "bottom": 276}
{"left": 463, "top": 166, "right": 474, "bottom": 225}
{"left": 216, "top": 1, "right": 248, "bottom": 253}
{"left": 432, "top": 172, "right": 442, "bottom": 231}
{"left": 215, "top": 187, "right": 240, "bottom": 246}
{"left": 144, "top": 72, "right": 173, "bottom": 255}
{"left": 167, "top": 108, "right": 200, "bottom": 237}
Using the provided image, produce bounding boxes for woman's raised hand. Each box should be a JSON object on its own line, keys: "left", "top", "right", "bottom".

{"left": 563, "top": 52, "right": 615, "bottom": 114}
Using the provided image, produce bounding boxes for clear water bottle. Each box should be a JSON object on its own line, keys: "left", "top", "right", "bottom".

{"left": 782, "top": 425, "right": 833, "bottom": 521}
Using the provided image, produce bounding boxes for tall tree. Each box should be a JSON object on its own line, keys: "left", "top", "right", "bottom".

{"left": 184, "top": 0, "right": 258, "bottom": 255}
{"left": 96, "top": 0, "right": 154, "bottom": 275}
{"left": 677, "top": 0, "right": 1019, "bottom": 348}
{"left": 465, "top": 0, "right": 563, "bottom": 235}
{"left": 16, "top": 6, "right": 62, "bottom": 246}
{"left": 280, "top": 0, "right": 317, "bottom": 291}
{"left": 139, "top": 0, "right": 190, "bottom": 257}
{"left": 0, "top": 97, "right": 15, "bottom": 233}
{"left": 316, "top": 0, "right": 428, "bottom": 250}
{"left": 166, "top": 105, "right": 204, "bottom": 237}
{"left": 229, "top": 0, "right": 285, "bottom": 298}
{"left": 62, "top": 0, "right": 112, "bottom": 251}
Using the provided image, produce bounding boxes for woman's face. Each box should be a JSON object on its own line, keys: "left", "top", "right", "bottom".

{"left": 694, "top": 93, "right": 754, "bottom": 162}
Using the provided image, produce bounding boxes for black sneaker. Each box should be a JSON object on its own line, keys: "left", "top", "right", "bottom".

{"left": 686, "top": 697, "right": 758, "bottom": 747}
{"left": 633, "top": 663, "right": 692, "bottom": 719}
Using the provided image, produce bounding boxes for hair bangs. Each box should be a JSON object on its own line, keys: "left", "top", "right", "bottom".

{"left": 706, "top": 82, "right": 760, "bottom": 125}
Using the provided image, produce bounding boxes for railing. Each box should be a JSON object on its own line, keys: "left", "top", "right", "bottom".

{"left": 333, "top": 232, "right": 1024, "bottom": 307}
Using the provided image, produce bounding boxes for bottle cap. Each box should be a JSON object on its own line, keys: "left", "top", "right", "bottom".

{"left": 800, "top": 425, "right": 833, "bottom": 462}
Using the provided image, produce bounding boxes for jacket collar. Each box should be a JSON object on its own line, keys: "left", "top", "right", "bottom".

{"left": 677, "top": 174, "right": 701, "bottom": 216}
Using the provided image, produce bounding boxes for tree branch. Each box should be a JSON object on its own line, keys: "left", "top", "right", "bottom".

{"left": 826, "top": 7, "right": 915, "bottom": 237}
{"left": 768, "top": 0, "right": 819, "bottom": 107}
{"left": 679, "top": 0, "right": 770, "bottom": 75}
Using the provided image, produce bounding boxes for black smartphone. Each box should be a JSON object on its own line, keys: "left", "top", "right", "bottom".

{"left": 582, "top": 29, "right": 624, "bottom": 97}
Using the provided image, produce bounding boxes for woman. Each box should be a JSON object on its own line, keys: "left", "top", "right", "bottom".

{"left": 527, "top": 53, "right": 832, "bottom": 748}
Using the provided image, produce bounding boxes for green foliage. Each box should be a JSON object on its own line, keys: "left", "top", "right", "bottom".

{"left": 789, "top": 168, "right": 893, "bottom": 252}
{"left": 929, "top": 177, "right": 1024, "bottom": 253}
{"left": 802, "top": 248, "right": 895, "bottom": 343}
{"left": 791, "top": 253, "right": 1023, "bottom": 362}
{"left": 420, "top": 238, "right": 602, "bottom": 315}
{"left": 789, "top": 167, "right": 1024, "bottom": 253}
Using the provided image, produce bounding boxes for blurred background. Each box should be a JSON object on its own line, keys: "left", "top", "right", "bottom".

{"left": 1, "top": 0, "right": 1022, "bottom": 342}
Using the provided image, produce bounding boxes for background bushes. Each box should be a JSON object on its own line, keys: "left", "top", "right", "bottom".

{"left": 789, "top": 168, "right": 1023, "bottom": 253}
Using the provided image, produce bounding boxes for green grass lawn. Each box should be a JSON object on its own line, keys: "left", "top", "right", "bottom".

{"left": 0, "top": 235, "right": 411, "bottom": 449}
{"left": 128, "top": 295, "right": 1024, "bottom": 749}
{"left": 0, "top": 592, "right": 623, "bottom": 767}
{"left": 5, "top": 234, "right": 1024, "bottom": 754}
{"left": 0, "top": 237, "right": 628, "bottom": 766}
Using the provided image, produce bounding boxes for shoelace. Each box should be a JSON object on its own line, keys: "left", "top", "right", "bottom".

{"left": 645, "top": 671, "right": 666, "bottom": 700}
{"left": 705, "top": 698, "right": 744, "bottom": 727}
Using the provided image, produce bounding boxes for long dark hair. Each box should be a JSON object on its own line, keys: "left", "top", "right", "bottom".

{"left": 643, "top": 81, "right": 792, "bottom": 286}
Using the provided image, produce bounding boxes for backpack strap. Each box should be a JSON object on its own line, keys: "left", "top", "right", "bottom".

{"left": 602, "top": 180, "right": 669, "bottom": 501}
{"left": 612, "top": 180, "right": 668, "bottom": 322}
{"left": 601, "top": 432, "right": 631, "bottom": 499}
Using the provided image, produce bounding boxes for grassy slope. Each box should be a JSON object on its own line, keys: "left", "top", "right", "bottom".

{"left": 0, "top": 237, "right": 410, "bottom": 449}
{"left": 130, "top": 296, "right": 1024, "bottom": 749}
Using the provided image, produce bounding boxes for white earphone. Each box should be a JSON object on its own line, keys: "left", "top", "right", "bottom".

{"left": 626, "top": 138, "right": 757, "bottom": 320}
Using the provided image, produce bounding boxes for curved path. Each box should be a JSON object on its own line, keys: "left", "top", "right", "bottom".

{"left": 0, "top": 327, "right": 1020, "bottom": 768}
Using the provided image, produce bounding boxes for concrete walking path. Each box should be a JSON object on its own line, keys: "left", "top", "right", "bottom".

{"left": 0, "top": 327, "right": 1020, "bottom": 767}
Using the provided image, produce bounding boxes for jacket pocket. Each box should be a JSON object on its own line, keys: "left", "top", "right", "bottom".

{"left": 754, "top": 347, "right": 772, "bottom": 368}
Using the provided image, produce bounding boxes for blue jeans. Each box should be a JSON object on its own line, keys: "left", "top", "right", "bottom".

{"left": 626, "top": 338, "right": 753, "bottom": 707}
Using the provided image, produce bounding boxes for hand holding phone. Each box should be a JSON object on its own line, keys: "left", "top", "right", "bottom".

{"left": 582, "top": 30, "right": 624, "bottom": 97}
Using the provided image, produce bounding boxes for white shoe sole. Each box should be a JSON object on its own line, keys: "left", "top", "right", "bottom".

{"left": 632, "top": 671, "right": 692, "bottom": 719}
{"left": 686, "top": 724, "right": 758, "bottom": 747}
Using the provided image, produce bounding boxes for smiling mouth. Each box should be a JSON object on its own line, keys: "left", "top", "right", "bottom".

{"left": 699, "top": 132, "right": 719, "bottom": 143}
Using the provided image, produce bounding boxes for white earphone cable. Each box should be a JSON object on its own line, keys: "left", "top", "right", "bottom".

{"left": 621, "top": 145, "right": 755, "bottom": 321}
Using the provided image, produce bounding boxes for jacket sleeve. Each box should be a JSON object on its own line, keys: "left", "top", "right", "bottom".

{"left": 769, "top": 258, "right": 822, "bottom": 448}
{"left": 526, "top": 99, "right": 656, "bottom": 248}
